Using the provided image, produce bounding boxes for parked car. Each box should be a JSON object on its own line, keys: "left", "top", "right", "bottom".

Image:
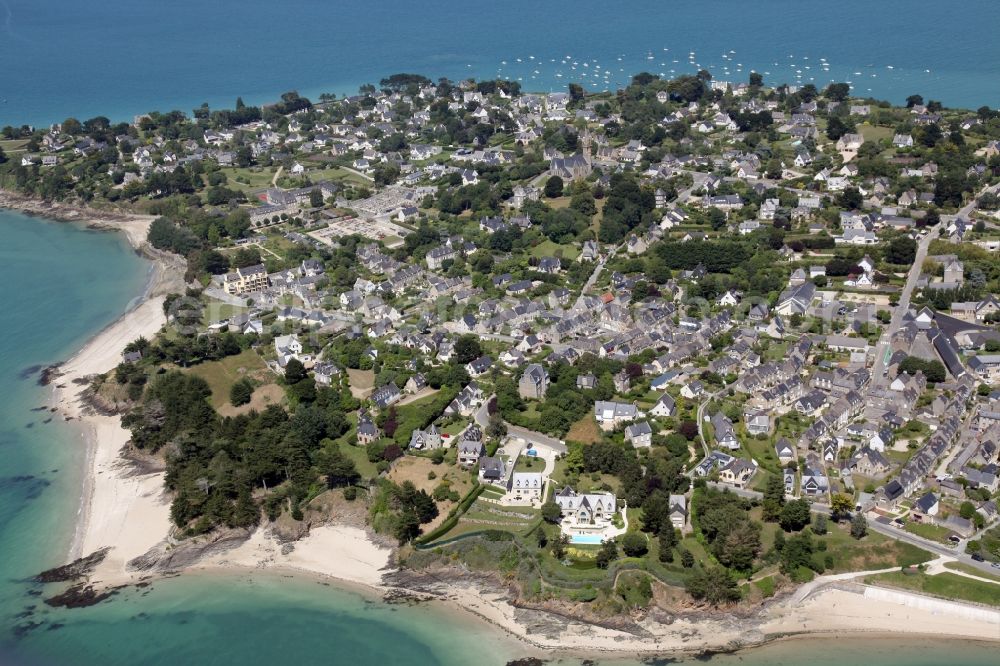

{"left": 971, "top": 552, "right": 984, "bottom": 562}
{"left": 991, "top": 561, "right": 1000, "bottom": 569}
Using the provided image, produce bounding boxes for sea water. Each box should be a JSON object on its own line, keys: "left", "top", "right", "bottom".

{"left": 1, "top": 0, "right": 999, "bottom": 127}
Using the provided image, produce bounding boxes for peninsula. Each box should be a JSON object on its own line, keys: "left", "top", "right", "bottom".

{"left": 3, "top": 70, "right": 1000, "bottom": 657}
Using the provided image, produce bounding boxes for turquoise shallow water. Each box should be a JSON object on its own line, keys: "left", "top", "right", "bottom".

{"left": 0, "top": 216, "right": 997, "bottom": 664}
{"left": 1, "top": 0, "right": 999, "bottom": 127}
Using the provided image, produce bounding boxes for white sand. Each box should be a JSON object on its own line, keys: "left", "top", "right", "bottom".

{"left": 195, "top": 524, "right": 394, "bottom": 590}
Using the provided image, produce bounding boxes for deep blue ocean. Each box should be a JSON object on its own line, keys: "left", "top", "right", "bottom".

{"left": 1, "top": 0, "right": 1000, "bottom": 128}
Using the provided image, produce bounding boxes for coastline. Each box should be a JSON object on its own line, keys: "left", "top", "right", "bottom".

{"left": 7, "top": 198, "right": 999, "bottom": 660}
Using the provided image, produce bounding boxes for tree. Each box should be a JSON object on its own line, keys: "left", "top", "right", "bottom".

{"left": 779, "top": 499, "right": 812, "bottom": 532}
{"left": 0, "top": 145, "right": 6, "bottom": 164}
{"left": 325, "top": 449, "right": 359, "bottom": 488}
{"left": 541, "top": 501, "right": 562, "bottom": 524}
{"left": 830, "top": 493, "right": 854, "bottom": 521}
{"left": 544, "top": 175, "right": 564, "bottom": 199}
{"left": 762, "top": 474, "right": 786, "bottom": 522}
{"left": 886, "top": 236, "right": 917, "bottom": 265}
{"left": 679, "top": 548, "right": 694, "bottom": 568}
{"left": 394, "top": 509, "right": 421, "bottom": 544}
{"left": 826, "top": 115, "right": 853, "bottom": 141}
{"left": 959, "top": 501, "right": 977, "bottom": 520}
{"left": 552, "top": 534, "right": 569, "bottom": 560}
{"left": 621, "top": 532, "right": 648, "bottom": 557}
{"left": 685, "top": 566, "right": 739, "bottom": 605}
{"left": 658, "top": 528, "right": 676, "bottom": 562}
{"left": 749, "top": 72, "right": 763, "bottom": 88}
{"left": 906, "top": 94, "right": 924, "bottom": 108}
{"left": 825, "top": 82, "right": 851, "bottom": 102}
{"left": 837, "top": 187, "right": 863, "bottom": 211}
{"left": 568, "top": 83, "right": 585, "bottom": 104}
{"left": 486, "top": 411, "right": 507, "bottom": 440}
{"left": 679, "top": 420, "right": 699, "bottom": 441}
{"left": 811, "top": 512, "right": 828, "bottom": 535}
{"left": 595, "top": 539, "right": 618, "bottom": 568}
{"left": 850, "top": 512, "right": 868, "bottom": 539}
{"left": 309, "top": 188, "right": 324, "bottom": 208}
{"left": 453, "top": 335, "right": 482, "bottom": 364}
{"left": 230, "top": 378, "right": 253, "bottom": 406}
{"left": 284, "top": 358, "right": 307, "bottom": 384}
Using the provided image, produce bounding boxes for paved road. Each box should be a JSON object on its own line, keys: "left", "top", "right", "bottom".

{"left": 695, "top": 389, "right": 724, "bottom": 459}
{"left": 870, "top": 181, "right": 993, "bottom": 385}
{"left": 870, "top": 221, "right": 939, "bottom": 384}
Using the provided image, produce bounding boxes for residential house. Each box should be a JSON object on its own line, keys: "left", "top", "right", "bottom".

{"left": 518, "top": 363, "right": 550, "bottom": 399}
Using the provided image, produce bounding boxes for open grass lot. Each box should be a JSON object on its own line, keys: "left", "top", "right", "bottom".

{"left": 389, "top": 455, "right": 472, "bottom": 497}
{"left": 857, "top": 123, "right": 894, "bottom": 144}
{"left": 0, "top": 139, "right": 28, "bottom": 153}
{"left": 334, "top": 439, "right": 378, "bottom": 479}
{"left": 864, "top": 570, "right": 1000, "bottom": 607}
{"left": 904, "top": 520, "right": 956, "bottom": 543}
{"left": 217, "top": 383, "right": 284, "bottom": 417}
{"left": 566, "top": 414, "right": 602, "bottom": 444}
{"left": 186, "top": 349, "right": 269, "bottom": 409}
{"left": 297, "top": 165, "right": 372, "bottom": 186}
{"left": 220, "top": 166, "right": 279, "bottom": 193}
{"left": 200, "top": 302, "right": 246, "bottom": 326}
{"left": 530, "top": 238, "right": 580, "bottom": 261}
{"left": 346, "top": 368, "right": 375, "bottom": 398}
{"left": 823, "top": 522, "right": 932, "bottom": 572}
{"left": 439, "top": 500, "right": 538, "bottom": 539}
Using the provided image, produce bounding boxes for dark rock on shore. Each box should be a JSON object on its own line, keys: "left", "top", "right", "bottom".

{"left": 45, "top": 584, "right": 119, "bottom": 609}
{"left": 38, "top": 364, "right": 62, "bottom": 386}
{"left": 34, "top": 548, "right": 110, "bottom": 583}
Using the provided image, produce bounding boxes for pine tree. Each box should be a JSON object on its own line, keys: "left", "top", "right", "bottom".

{"left": 850, "top": 512, "right": 868, "bottom": 539}
{"left": 762, "top": 474, "right": 786, "bottom": 522}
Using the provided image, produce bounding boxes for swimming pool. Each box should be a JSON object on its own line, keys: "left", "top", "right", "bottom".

{"left": 570, "top": 534, "right": 604, "bottom": 545}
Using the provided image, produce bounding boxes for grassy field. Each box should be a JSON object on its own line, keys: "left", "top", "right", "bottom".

{"left": 442, "top": 499, "right": 538, "bottom": 539}
{"left": 334, "top": 439, "right": 379, "bottom": 479}
{"left": 566, "top": 414, "right": 602, "bottom": 444}
{"left": 823, "top": 522, "right": 932, "bottom": 572}
{"left": 0, "top": 139, "right": 28, "bottom": 153}
{"left": 530, "top": 238, "right": 581, "bottom": 261}
{"left": 904, "top": 520, "right": 955, "bottom": 543}
{"left": 864, "top": 570, "right": 1000, "bottom": 607}
{"left": 857, "top": 124, "right": 894, "bottom": 144}
{"left": 186, "top": 350, "right": 270, "bottom": 410}
{"left": 221, "top": 166, "right": 279, "bottom": 193}
{"left": 346, "top": 368, "right": 375, "bottom": 398}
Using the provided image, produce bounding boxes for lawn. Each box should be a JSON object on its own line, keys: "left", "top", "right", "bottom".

{"left": 186, "top": 350, "right": 269, "bottom": 409}
{"left": 857, "top": 124, "right": 894, "bottom": 144}
{"left": 201, "top": 301, "right": 246, "bottom": 326}
{"left": 220, "top": 166, "right": 280, "bottom": 193}
{"left": 333, "top": 438, "right": 378, "bottom": 479}
{"left": 822, "top": 522, "right": 932, "bottom": 573}
{"left": 530, "top": 238, "right": 581, "bottom": 261}
{"left": 864, "top": 570, "right": 1000, "bottom": 607}
{"left": 347, "top": 368, "right": 375, "bottom": 398}
{"left": 440, "top": 500, "right": 539, "bottom": 539}
{"left": 566, "top": 414, "right": 602, "bottom": 444}
{"left": 904, "top": 520, "right": 955, "bottom": 544}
